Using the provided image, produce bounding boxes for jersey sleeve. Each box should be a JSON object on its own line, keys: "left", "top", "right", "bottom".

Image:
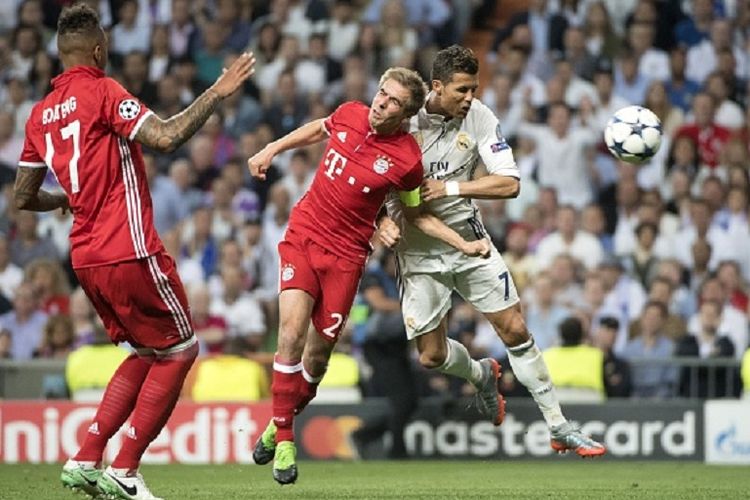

{"left": 398, "top": 157, "right": 423, "bottom": 191}
{"left": 473, "top": 100, "right": 520, "bottom": 179}
{"left": 322, "top": 101, "right": 354, "bottom": 135}
{"left": 100, "top": 77, "right": 154, "bottom": 141}
{"left": 18, "top": 109, "right": 46, "bottom": 169}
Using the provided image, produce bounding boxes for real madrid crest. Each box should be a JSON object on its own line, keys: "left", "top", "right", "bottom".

{"left": 373, "top": 155, "right": 392, "bottom": 174}
{"left": 456, "top": 132, "right": 471, "bottom": 151}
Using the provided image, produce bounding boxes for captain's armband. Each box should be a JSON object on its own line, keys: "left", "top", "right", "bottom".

{"left": 399, "top": 188, "right": 421, "bottom": 208}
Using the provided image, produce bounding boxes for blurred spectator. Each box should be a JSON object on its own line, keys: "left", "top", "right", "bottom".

{"left": 169, "top": 158, "right": 204, "bottom": 215}
{"left": 65, "top": 326, "right": 129, "bottom": 402}
{"left": 187, "top": 348, "right": 270, "bottom": 402}
{"left": 481, "top": 73, "right": 524, "bottom": 141}
{"left": 0, "top": 111, "right": 23, "bottom": 172}
{"left": 193, "top": 21, "right": 228, "bottom": 87}
{"left": 188, "top": 134, "right": 219, "bottom": 190}
{"left": 0, "top": 234, "right": 22, "bottom": 301}
{"left": 9, "top": 24, "right": 41, "bottom": 80}
{"left": 263, "top": 69, "right": 309, "bottom": 139}
{"left": 168, "top": 0, "right": 195, "bottom": 59}
{"left": 25, "top": 258, "right": 70, "bottom": 316}
{"left": 146, "top": 154, "right": 187, "bottom": 236}
{"left": 147, "top": 24, "right": 171, "bottom": 83}
{"left": 352, "top": 251, "right": 417, "bottom": 459}
{"left": 36, "top": 206, "right": 73, "bottom": 259}
{"left": 676, "top": 299, "right": 738, "bottom": 398}
{"left": 215, "top": 0, "right": 251, "bottom": 53}
{"left": 222, "top": 158, "right": 261, "bottom": 224}
{"left": 0, "top": 282, "right": 48, "bottom": 360}
{"left": 716, "top": 260, "right": 749, "bottom": 314}
{"left": 599, "top": 257, "right": 647, "bottom": 335}
{"left": 519, "top": 103, "right": 598, "bottom": 208}
{"left": 665, "top": 46, "right": 700, "bottom": 113}
{"left": 2, "top": 77, "right": 34, "bottom": 136}
{"left": 118, "top": 51, "right": 158, "bottom": 107}
{"left": 622, "top": 301, "right": 676, "bottom": 398}
{"left": 35, "top": 314, "right": 74, "bottom": 359}
{"left": 210, "top": 264, "right": 266, "bottom": 350}
{"left": 674, "top": 92, "right": 731, "bottom": 169}
{"left": 189, "top": 283, "right": 228, "bottom": 355}
{"left": 645, "top": 276, "right": 688, "bottom": 341}
{"left": 503, "top": 223, "right": 536, "bottom": 294}
{"left": 207, "top": 177, "right": 239, "bottom": 243}
{"left": 613, "top": 49, "right": 650, "bottom": 105}
{"left": 594, "top": 316, "right": 632, "bottom": 398}
{"left": 327, "top": 0, "right": 360, "bottom": 62}
{"left": 536, "top": 205, "right": 604, "bottom": 271}
{"left": 583, "top": 1, "right": 622, "bottom": 59}
{"left": 686, "top": 18, "right": 746, "bottom": 85}
{"left": 624, "top": 222, "right": 660, "bottom": 289}
{"left": 674, "top": 0, "right": 714, "bottom": 47}
{"left": 592, "top": 57, "right": 629, "bottom": 131}
{"left": 259, "top": 183, "right": 291, "bottom": 297}
{"left": 705, "top": 72, "right": 744, "bottom": 130}
{"left": 10, "top": 211, "right": 58, "bottom": 268}
{"left": 543, "top": 316, "right": 605, "bottom": 402}
{"left": 644, "top": 80, "right": 684, "bottom": 138}
{"left": 181, "top": 206, "right": 219, "bottom": 278}
{"left": 69, "top": 287, "right": 96, "bottom": 347}
{"left": 280, "top": 149, "right": 314, "bottom": 206}
{"left": 688, "top": 277, "right": 748, "bottom": 359}
{"left": 627, "top": 21, "right": 669, "bottom": 82}
{"left": 0, "top": 329, "right": 10, "bottom": 358}
{"left": 524, "top": 271, "right": 570, "bottom": 351}
{"left": 110, "top": 0, "right": 151, "bottom": 57}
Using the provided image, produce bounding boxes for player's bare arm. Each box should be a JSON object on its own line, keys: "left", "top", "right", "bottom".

{"left": 381, "top": 207, "right": 490, "bottom": 258}
{"left": 13, "top": 167, "right": 69, "bottom": 212}
{"left": 135, "top": 52, "right": 255, "bottom": 153}
{"left": 248, "top": 119, "right": 328, "bottom": 180}
{"left": 421, "top": 174, "right": 520, "bottom": 202}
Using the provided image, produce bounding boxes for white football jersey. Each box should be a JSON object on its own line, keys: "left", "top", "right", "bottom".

{"left": 387, "top": 98, "right": 519, "bottom": 255}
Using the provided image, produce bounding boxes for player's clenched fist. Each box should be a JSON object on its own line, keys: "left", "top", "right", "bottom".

{"left": 210, "top": 52, "right": 256, "bottom": 98}
{"left": 460, "top": 238, "right": 490, "bottom": 259}
{"left": 247, "top": 145, "right": 275, "bottom": 180}
{"left": 375, "top": 216, "right": 401, "bottom": 248}
{"left": 421, "top": 178, "right": 447, "bottom": 201}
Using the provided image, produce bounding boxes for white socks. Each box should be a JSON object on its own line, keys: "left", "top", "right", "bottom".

{"left": 507, "top": 338, "right": 566, "bottom": 428}
{"left": 436, "top": 338, "right": 483, "bottom": 385}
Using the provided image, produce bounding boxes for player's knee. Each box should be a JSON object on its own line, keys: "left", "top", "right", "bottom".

{"left": 418, "top": 348, "right": 446, "bottom": 369}
{"left": 494, "top": 310, "right": 530, "bottom": 346}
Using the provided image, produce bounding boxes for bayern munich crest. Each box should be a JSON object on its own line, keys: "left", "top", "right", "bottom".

{"left": 281, "top": 264, "right": 295, "bottom": 282}
{"left": 373, "top": 155, "right": 392, "bottom": 175}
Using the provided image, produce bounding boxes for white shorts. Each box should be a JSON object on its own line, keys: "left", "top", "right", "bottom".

{"left": 396, "top": 245, "right": 520, "bottom": 340}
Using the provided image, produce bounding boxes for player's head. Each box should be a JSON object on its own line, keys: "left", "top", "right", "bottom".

{"left": 430, "top": 45, "right": 479, "bottom": 119}
{"left": 369, "top": 67, "right": 426, "bottom": 134}
{"left": 57, "top": 3, "right": 107, "bottom": 70}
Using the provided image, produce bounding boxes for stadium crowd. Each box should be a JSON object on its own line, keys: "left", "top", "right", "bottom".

{"left": 0, "top": 0, "right": 750, "bottom": 402}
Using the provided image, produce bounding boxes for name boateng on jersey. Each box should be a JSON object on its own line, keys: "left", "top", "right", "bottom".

{"left": 18, "top": 66, "right": 163, "bottom": 268}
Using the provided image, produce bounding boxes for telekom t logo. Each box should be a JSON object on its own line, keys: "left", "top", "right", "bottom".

{"left": 323, "top": 147, "right": 348, "bottom": 180}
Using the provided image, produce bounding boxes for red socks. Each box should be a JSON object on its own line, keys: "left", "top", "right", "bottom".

{"left": 75, "top": 354, "right": 151, "bottom": 464}
{"left": 110, "top": 343, "right": 198, "bottom": 471}
{"left": 271, "top": 357, "right": 302, "bottom": 443}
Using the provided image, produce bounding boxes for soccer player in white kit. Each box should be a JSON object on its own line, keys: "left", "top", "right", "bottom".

{"left": 384, "top": 45, "right": 606, "bottom": 457}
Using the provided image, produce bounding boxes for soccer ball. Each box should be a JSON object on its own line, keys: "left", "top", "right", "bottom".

{"left": 604, "top": 106, "right": 662, "bottom": 164}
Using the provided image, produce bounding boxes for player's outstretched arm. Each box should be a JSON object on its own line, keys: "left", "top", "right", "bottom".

{"left": 13, "top": 167, "right": 69, "bottom": 212}
{"left": 135, "top": 52, "right": 255, "bottom": 153}
{"left": 421, "top": 175, "right": 520, "bottom": 202}
{"left": 248, "top": 119, "right": 328, "bottom": 180}
{"left": 406, "top": 210, "right": 490, "bottom": 258}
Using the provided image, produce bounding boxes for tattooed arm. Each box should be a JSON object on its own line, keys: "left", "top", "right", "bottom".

{"left": 134, "top": 52, "right": 255, "bottom": 153}
{"left": 14, "top": 167, "right": 69, "bottom": 212}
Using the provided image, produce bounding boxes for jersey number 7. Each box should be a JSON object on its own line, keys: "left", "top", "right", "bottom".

{"left": 44, "top": 119, "right": 81, "bottom": 194}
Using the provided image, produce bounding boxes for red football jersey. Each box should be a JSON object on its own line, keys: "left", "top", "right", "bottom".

{"left": 18, "top": 65, "right": 164, "bottom": 268}
{"left": 288, "top": 101, "right": 423, "bottom": 264}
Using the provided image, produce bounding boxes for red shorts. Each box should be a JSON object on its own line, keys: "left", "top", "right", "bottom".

{"left": 278, "top": 229, "right": 364, "bottom": 342}
{"left": 75, "top": 252, "right": 193, "bottom": 350}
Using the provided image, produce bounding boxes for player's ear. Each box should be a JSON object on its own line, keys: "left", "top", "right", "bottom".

{"left": 431, "top": 79, "right": 442, "bottom": 95}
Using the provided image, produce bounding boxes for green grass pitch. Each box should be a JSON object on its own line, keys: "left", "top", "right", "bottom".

{"left": 1, "top": 461, "right": 748, "bottom": 499}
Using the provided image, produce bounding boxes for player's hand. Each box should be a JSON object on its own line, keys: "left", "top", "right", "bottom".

{"left": 460, "top": 238, "right": 490, "bottom": 259}
{"left": 247, "top": 146, "right": 275, "bottom": 180}
{"left": 376, "top": 216, "right": 401, "bottom": 248}
{"left": 210, "top": 52, "right": 256, "bottom": 98}
{"left": 421, "top": 179, "right": 446, "bottom": 202}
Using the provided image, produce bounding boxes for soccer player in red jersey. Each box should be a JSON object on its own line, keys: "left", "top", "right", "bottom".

{"left": 13, "top": 5, "right": 254, "bottom": 499}
{"left": 248, "top": 67, "right": 488, "bottom": 484}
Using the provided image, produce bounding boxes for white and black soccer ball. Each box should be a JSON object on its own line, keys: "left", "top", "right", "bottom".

{"left": 604, "top": 105, "right": 662, "bottom": 164}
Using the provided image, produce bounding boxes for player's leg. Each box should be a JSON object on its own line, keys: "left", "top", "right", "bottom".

{"left": 399, "top": 256, "right": 504, "bottom": 424}
{"left": 63, "top": 266, "right": 151, "bottom": 495}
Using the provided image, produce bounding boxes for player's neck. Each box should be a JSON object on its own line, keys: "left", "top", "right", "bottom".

{"left": 425, "top": 95, "right": 453, "bottom": 120}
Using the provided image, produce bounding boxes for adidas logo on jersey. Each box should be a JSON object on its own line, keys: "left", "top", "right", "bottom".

{"left": 337, "top": 131, "right": 347, "bottom": 143}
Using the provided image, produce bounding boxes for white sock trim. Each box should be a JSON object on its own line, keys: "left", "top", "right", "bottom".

{"left": 273, "top": 361, "right": 303, "bottom": 373}
{"left": 302, "top": 366, "right": 324, "bottom": 383}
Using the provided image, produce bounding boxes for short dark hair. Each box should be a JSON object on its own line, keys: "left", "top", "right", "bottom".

{"left": 559, "top": 316, "right": 584, "bottom": 346}
{"left": 58, "top": 3, "right": 100, "bottom": 37}
{"left": 431, "top": 45, "right": 479, "bottom": 83}
{"left": 599, "top": 316, "right": 620, "bottom": 330}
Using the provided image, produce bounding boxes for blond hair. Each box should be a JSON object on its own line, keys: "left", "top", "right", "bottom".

{"left": 378, "top": 67, "right": 427, "bottom": 117}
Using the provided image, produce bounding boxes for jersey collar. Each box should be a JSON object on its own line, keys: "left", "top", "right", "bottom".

{"left": 51, "top": 65, "right": 105, "bottom": 89}
{"left": 418, "top": 93, "right": 462, "bottom": 129}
